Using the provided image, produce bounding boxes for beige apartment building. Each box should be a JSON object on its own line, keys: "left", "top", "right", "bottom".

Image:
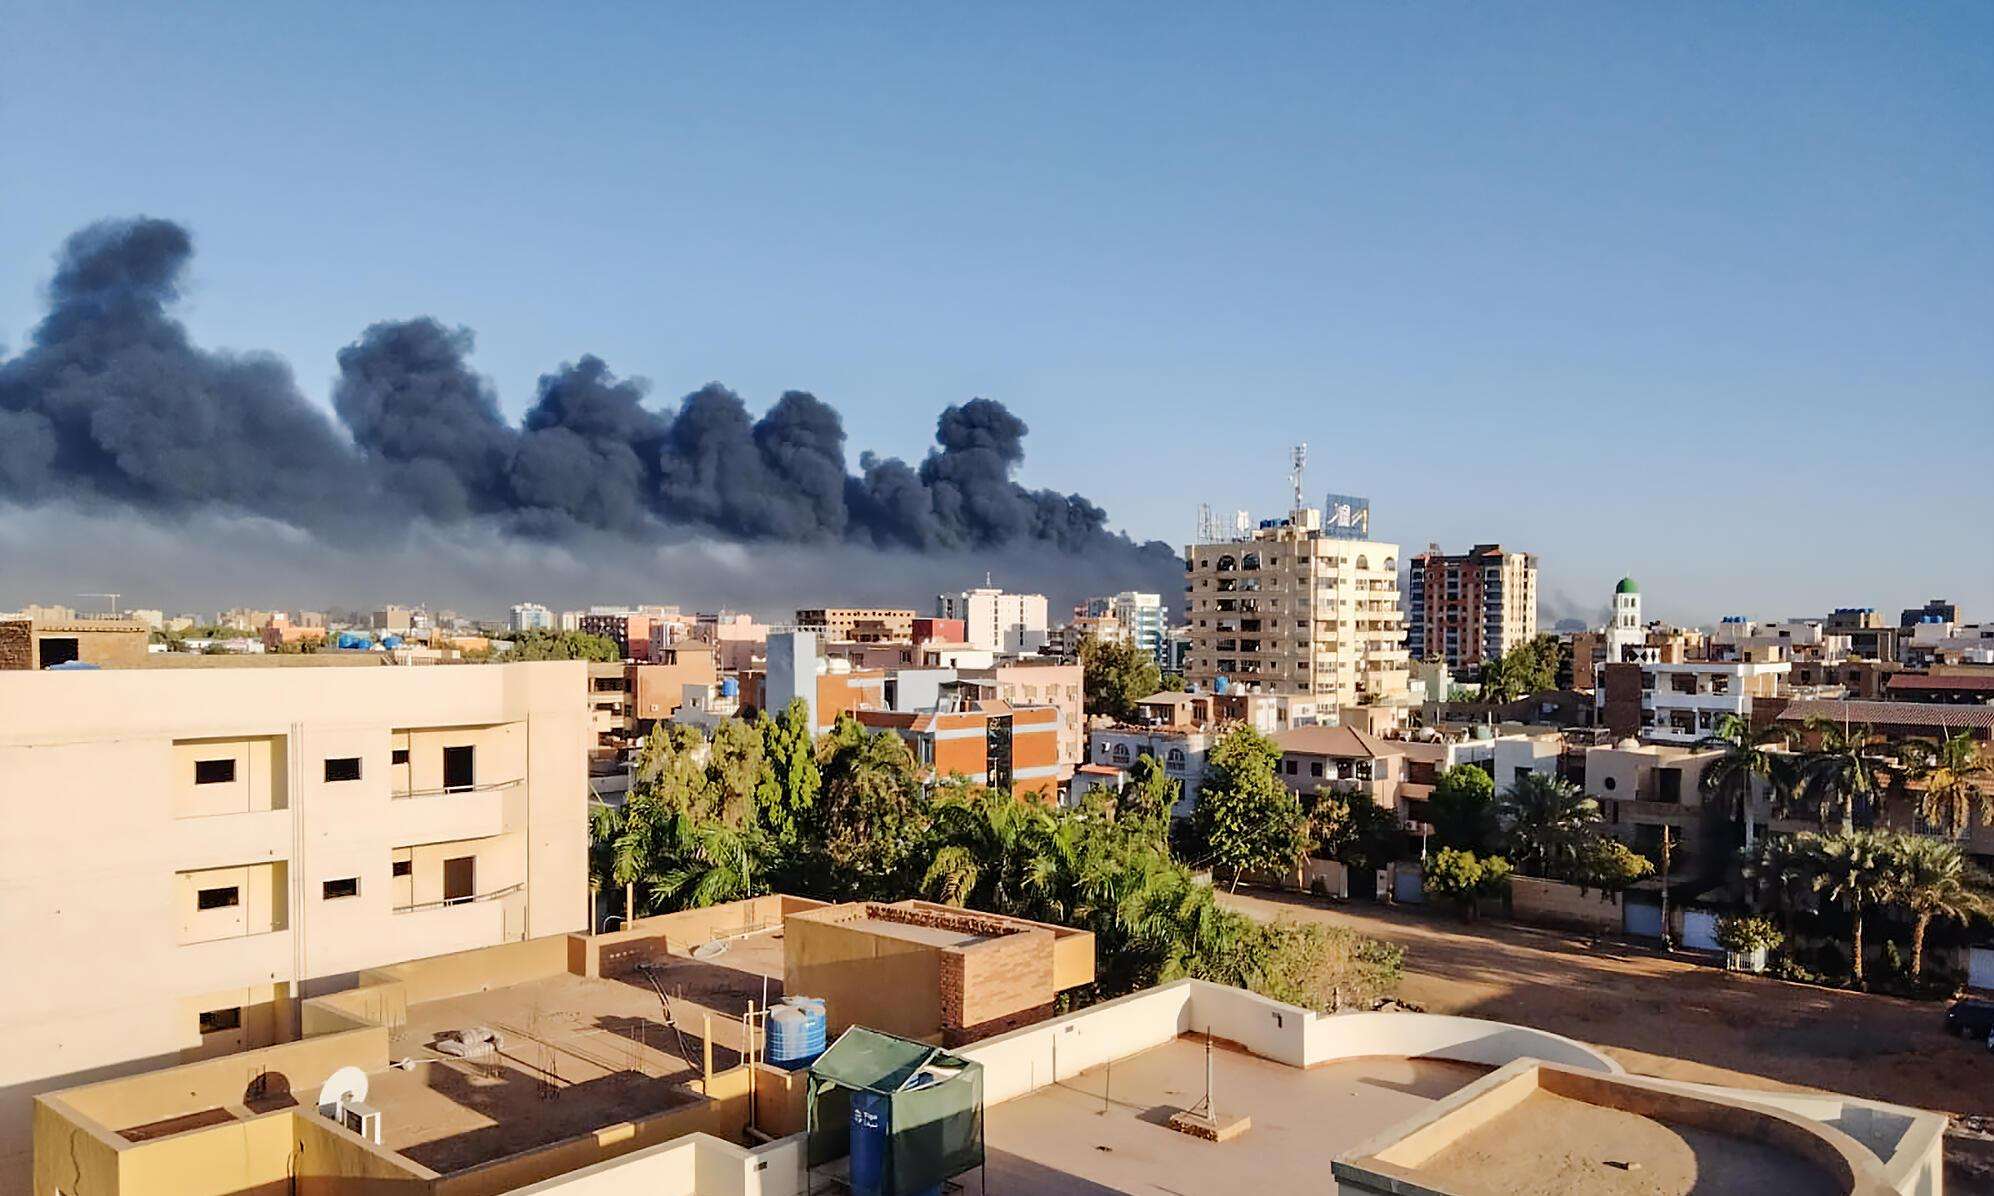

{"left": 793, "top": 607, "right": 915, "bottom": 643}
{"left": 1184, "top": 507, "right": 1409, "bottom": 705}
{"left": 0, "top": 661, "right": 589, "bottom": 1187}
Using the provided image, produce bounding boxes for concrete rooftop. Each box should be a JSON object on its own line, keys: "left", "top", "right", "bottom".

{"left": 982, "top": 1036, "right": 1489, "bottom": 1194}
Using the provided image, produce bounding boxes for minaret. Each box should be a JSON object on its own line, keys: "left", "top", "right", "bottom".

{"left": 1605, "top": 577, "right": 1642, "bottom": 663}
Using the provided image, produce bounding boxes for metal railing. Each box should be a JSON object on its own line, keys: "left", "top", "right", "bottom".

{"left": 389, "top": 777, "right": 522, "bottom": 800}
{"left": 393, "top": 881, "right": 524, "bottom": 915}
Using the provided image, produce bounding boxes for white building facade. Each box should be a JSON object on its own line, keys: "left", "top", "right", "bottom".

{"left": 939, "top": 587, "right": 1049, "bottom": 655}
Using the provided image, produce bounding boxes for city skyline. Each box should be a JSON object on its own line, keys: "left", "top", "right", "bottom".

{"left": 3, "top": 4, "right": 1989, "bottom": 623}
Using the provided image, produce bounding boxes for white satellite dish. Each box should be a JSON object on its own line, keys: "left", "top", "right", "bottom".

{"left": 316, "top": 1065, "right": 369, "bottom": 1109}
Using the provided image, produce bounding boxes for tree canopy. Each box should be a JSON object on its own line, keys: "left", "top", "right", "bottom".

{"left": 1080, "top": 635, "right": 1163, "bottom": 722}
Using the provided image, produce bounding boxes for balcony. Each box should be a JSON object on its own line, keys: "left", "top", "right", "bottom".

{"left": 388, "top": 780, "right": 516, "bottom": 846}
{"left": 171, "top": 808, "right": 291, "bottom": 871}
{"left": 390, "top": 884, "right": 523, "bottom": 952}
{"left": 175, "top": 928, "right": 292, "bottom": 988}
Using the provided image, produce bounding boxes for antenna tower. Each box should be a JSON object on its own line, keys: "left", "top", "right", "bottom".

{"left": 1289, "top": 443, "right": 1308, "bottom": 510}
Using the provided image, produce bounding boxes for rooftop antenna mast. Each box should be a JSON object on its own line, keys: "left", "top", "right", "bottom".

{"left": 1289, "top": 443, "right": 1308, "bottom": 510}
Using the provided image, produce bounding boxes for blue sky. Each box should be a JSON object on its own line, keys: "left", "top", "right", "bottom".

{"left": 3, "top": 2, "right": 1989, "bottom": 623}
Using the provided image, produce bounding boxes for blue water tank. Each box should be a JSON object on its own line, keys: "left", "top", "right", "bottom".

{"left": 720, "top": 675, "right": 739, "bottom": 698}
{"left": 849, "top": 1089, "right": 890, "bottom": 1196}
{"left": 1214, "top": 675, "right": 1231, "bottom": 694}
{"left": 767, "top": 998, "right": 826, "bottom": 1067}
{"left": 380, "top": 634, "right": 403, "bottom": 649}
{"left": 336, "top": 632, "right": 370, "bottom": 650}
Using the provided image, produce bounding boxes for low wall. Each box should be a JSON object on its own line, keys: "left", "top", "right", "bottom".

{"left": 50, "top": 1024, "right": 390, "bottom": 1133}
{"left": 958, "top": 983, "right": 1192, "bottom": 1105}
{"left": 1305, "top": 1010, "right": 1620, "bottom": 1075}
{"left": 431, "top": 1066, "right": 757, "bottom": 1196}
{"left": 1509, "top": 875, "right": 1620, "bottom": 932}
{"left": 623, "top": 896, "right": 821, "bottom": 947}
{"left": 291, "top": 1107, "right": 438, "bottom": 1194}
{"left": 362, "top": 934, "right": 572, "bottom": 1006}
{"left": 505, "top": 1131, "right": 806, "bottom": 1196}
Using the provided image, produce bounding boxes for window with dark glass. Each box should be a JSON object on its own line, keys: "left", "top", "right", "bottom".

{"left": 322, "top": 877, "right": 360, "bottom": 900}
{"left": 199, "top": 1007, "right": 243, "bottom": 1034}
{"left": 194, "top": 758, "right": 236, "bottom": 785}
{"left": 323, "top": 757, "right": 362, "bottom": 783}
{"left": 197, "top": 886, "right": 240, "bottom": 910}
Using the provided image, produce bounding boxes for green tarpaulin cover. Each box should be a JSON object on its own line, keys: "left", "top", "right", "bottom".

{"left": 806, "top": 1027, "right": 985, "bottom": 1196}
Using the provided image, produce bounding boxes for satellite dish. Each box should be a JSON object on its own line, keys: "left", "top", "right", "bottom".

{"left": 317, "top": 1066, "right": 369, "bottom": 1109}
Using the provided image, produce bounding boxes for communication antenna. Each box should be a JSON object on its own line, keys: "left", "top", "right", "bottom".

{"left": 1233, "top": 509, "right": 1251, "bottom": 535}
{"left": 1195, "top": 503, "right": 1213, "bottom": 544}
{"left": 1289, "top": 443, "right": 1308, "bottom": 510}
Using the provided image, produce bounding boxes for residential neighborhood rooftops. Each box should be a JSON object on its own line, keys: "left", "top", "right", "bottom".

{"left": 1773, "top": 698, "right": 1994, "bottom": 732}
{"left": 1274, "top": 723, "right": 1397, "bottom": 758}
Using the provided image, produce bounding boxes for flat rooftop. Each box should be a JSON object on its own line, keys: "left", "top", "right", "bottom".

{"left": 843, "top": 915, "right": 993, "bottom": 949}
{"left": 982, "top": 1035, "right": 1489, "bottom": 1194}
{"left": 1408, "top": 1088, "right": 1842, "bottom": 1196}
{"left": 363, "top": 943, "right": 783, "bottom": 1175}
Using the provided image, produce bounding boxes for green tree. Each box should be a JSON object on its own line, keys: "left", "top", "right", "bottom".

{"left": 1576, "top": 836, "right": 1654, "bottom": 896}
{"left": 1311, "top": 792, "right": 1403, "bottom": 876}
{"left": 1696, "top": 713, "right": 1795, "bottom": 849}
{"left": 1803, "top": 829, "right": 1895, "bottom": 988}
{"left": 1119, "top": 753, "right": 1181, "bottom": 841}
{"left": 816, "top": 715, "right": 928, "bottom": 895}
{"left": 1795, "top": 720, "right": 1888, "bottom": 831}
{"left": 1427, "top": 765, "right": 1497, "bottom": 854}
{"left": 1253, "top": 921, "right": 1404, "bottom": 1012}
{"left": 754, "top": 699, "right": 822, "bottom": 843}
{"left": 1480, "top": 634, "right": 1559, "bottom": 702}
{"left": 1080, "top": 636, "right": 1163, "bottom": 722}
{"left": 502, "top": 629, "right": 621, "bottom": 662}
{"left": 1189, "top": 727, "right": 1311, "bottom": 891}
{"left": 1892, "top": 834, "right": 1991, "bottom": 982}
{"left": 707, "top": 717, "right": 764, "bottom": 826}
{"left": 1900, "top": 731, "right": 1992, "bottom": 839}
{"left": 1423, "top": 849, "right": 1512, "bottom": 919}
{"left": 921, "top": 786, "right": 1051, "bottom": 911}
{"left": 1497, "top": 772, "right": 1602, "bottom": 880}
{"left": 632, "top": 723, "right": 717, "bottom": 816}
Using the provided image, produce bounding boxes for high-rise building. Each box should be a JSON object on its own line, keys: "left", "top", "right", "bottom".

{"left": 1405, "top": 544, "right": 1538, "bottom": 669}
{"left": 793, "top": 607, "right": 916, "bottom": 643}
{"left": 0, "top": 661, "right": 588, "bottom": 1178}
{"left": 937, "top": 587, "right": 1049, "bottom": 654}
{"left": 1085, "top": 591, "right": 1167, "bottom": 664}
{"left": 1182, "top": 506, "right": 1408, "bottom": 705}
{"left": 510, "top": 602, "right": 555, "bottom": 632}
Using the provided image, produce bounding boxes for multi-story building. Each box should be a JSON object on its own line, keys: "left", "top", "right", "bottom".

{"left": 858, "top": 699, "right": 1064, "bottom": 799}
{"left": 1901, "top": 598, "right": 1961, "bottom": 628}
{"left": 1404, "top": 544, "right": 1538, "bottom": 669}
{"left": 1084, "top": 592, "right": 1166, "bottom": 664}
{"left": 370, "top": 605, "right": 416, "bottom": 633}
{"left": 577, "top": 610, "right": 660, "bottom": 660}
{"left": 509, "top": 602, "right": 555, "bottom": 633}
{"left": 1087, "top": 724, "right": 1211, "bottom": 815}
{"left": 958, "top": 660, "right": 1084, "bottom": 773}
{"left": 0, "top": 661, "right": 588, "bottom": 1180}
{"left": 0, "top": 615, "right": 149, "bottom": 669}
{"left": 937, "top": 588, "right": 1049, "bottom": 655}
{"left": 1598, "top": 658, "right": 1791, "bottom": 744}
{"left": 1045, "top": 612, "right": 1124, "bottom": 660}
{"left": 1182, "top": 505, "right": 1408, "bottom": 706}
{"left": 793, "top": 607, "right": 915, "bottom": 643}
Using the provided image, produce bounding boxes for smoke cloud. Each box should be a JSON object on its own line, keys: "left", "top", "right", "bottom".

{"left": 0, "top": 217, "right": 1180, "bottom": 606}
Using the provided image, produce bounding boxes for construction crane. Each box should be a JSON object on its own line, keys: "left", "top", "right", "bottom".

{"left": 77, "top": 592, "right": 122, "bottom": 618}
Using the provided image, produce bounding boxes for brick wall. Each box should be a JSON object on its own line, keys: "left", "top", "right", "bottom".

{"left": 0, "top": 622, "right": 29, "bottom": 670}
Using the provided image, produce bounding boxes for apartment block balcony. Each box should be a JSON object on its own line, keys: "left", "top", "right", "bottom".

{"left": 387, "top": 779, "right": 516, "bottom": 847}
{"left": 174, "top": 927, "right": 293, "bottom": 989}
{"left": 171, "top": 807, "right": 291, "bottom": 872}
{"left": 390, "top": 884, "right": 523, "bottom": 951}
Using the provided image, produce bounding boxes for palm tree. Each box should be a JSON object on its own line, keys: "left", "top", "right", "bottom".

{"left": 1804, "top": 830, "right": 1896, "bottom": 988}
{"left": 1497, "top": 772, "right": 1601, "bottom": 880}
{"left": 1795, "top": 720, "right": 1888, "bottom": 831}
{"left": 1893, "top": 835, "right": 1992, "bottom": 982}
{"left": 1742, "top": 833, "right": 1812, "bottom": 941}
{"left": 1696, "top": 714, "right": 1794, "bottom": 849}
{"left": 920, "top": 787, "right": 1052, "bottom": 912}
{"left": 641, "top": 812, "right": 774, "bottom": 912}
{"left": 1900, "top": 731, "right": 1992, "bottom": 840}
{"left": 588, "top": 798, "right": 629, "bottom": 926}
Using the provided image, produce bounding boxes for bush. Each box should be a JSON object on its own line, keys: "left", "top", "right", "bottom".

{"left": 1713, "top": 914, "right": 1783, "bottom": 954}
{"left": 1253, "top": 921, "right": 1403, "bottom": 1012}
{"left": 1423, "top": 849, "right": 1512, "bottom": 919}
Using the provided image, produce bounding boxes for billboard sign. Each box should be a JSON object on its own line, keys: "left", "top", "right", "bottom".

{"left": 1322, "top": 493, "right": 1371, "bottom": 539}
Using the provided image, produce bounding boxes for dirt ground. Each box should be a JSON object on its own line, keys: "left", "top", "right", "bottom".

{"left": 1221, "top": 888, "right": 1994, "bottom": 1193}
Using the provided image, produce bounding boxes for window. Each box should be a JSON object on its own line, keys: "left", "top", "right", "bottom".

{"left": 194, "top": 758, "right": 237, "bottom": 785}
{"left": 391, "top": 859, "right": 412, "bottom": 878}
{"left": 1283, "top": 759, "right": 1298, "bottom": 775}
{"left": 323, "top": 757, "right": 362, "bottom": 783}
{"left": 443, "top": 746, "right": 476, "bottom": 792}
{"left": 391, "top": 748, "right": 410, "bottom": 766}
{"left": 1602, "top": 776, "right": 1617, "bottom": 791}
{"left": 322, "top": 877, "right": 360, "bottom": 900}
{"left": 1310, "top": 761, "right": 1324, "bottom": 778}
{"left": 199, "top": 1007, "right": 243, "bottom": 1035}
{"left": 196, "top": 885, "right": 240, "bottom": 910}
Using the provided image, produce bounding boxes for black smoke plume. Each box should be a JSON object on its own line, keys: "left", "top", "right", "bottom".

{"left": 0, "top": 217, "right": 1180, "bottom": 598}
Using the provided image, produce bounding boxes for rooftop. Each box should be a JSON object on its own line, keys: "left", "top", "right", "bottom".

{"left": 1274, "top": 723, "right": 1397, "bottom": 758}
{"left": 983, "top": 1037, "right": 1488, "bottom": 1193}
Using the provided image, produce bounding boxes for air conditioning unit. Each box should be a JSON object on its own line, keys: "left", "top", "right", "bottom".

{"left": 340, "top": 1101, "right": 384, "bottom": 1144}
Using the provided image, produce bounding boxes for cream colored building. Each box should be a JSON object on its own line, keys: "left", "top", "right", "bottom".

{"left": 1184, "top": 507, "right": 1409, "bottom": 705}
{"left": 0, "top": 661, "right": 589, "bottom": 1186}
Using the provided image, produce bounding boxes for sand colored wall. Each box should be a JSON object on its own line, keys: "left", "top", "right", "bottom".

{"left": 1508, "top": 875, "right": 1622, "bottom": 932}
{"left": 171, "top": 735, "right": 286, "bottom": 817}
{"left": 503, "top": 1132, "right": 805, "bottom": 1196}
{"left": 360, "top": 934, "right": 571, "bottom": 1007}
{"left": 1, "top": 661, "right": 588, "bottom": 1190}
{"left": 783, "top": 910, "right": 943, "bottom": 1040}
{"left": 291, "top": 1108, "right": 439, "bottom": 1195}
{"left": 959, "top": 983, "right": 1193, "bottom": 1105}
{"left": 947, "top": 930, "right": 1055, "bottom": 1030}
